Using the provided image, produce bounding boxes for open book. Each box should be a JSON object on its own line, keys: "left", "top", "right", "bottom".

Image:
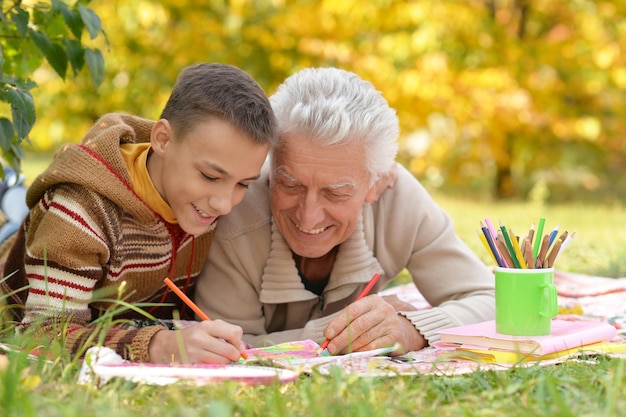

{"left": 77, "top": 340, "right": 399, "bottom": 386}
{"left": 242, "top": 339, "right": 399, "bottom": 368}
{"left": 436, "top": 320, "right": 617, "bottom": 356}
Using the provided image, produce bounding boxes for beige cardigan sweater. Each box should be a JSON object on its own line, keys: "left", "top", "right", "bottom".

{"left": 196, "top": 162, "right": 495, "bottom": 348}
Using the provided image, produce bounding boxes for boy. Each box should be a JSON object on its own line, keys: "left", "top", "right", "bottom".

{"left": 0, "top": 63, "right": 276, "bottom": 363}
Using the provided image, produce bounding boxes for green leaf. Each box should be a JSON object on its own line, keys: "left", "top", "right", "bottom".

{"left": 56, "top": 1, "right": 84, "bottom": 40}
{"left": 12, "top": 141, "right": 27, "bottom": 156}
{"left": 11, "top": 141, "right": 30, "bottom": 158}
{"left": 65, "top": 39, "right": 85, "bottom": 75}
{"left": 3, "top": 76, "right": 38, "bottom": 91}
{"left": 28, "top": 28, "right": 68, "bottom": 79}
{"left": 0, "top": 118, "right": 16, "bottom": 153}
{"left": 29, "top": 28, "right": 54, "bottom": 56}
{"left": 10, "top": 7, "right": 30, "bottom": 37}
{"left": 85, "top": 48, "right": 105, "bottom": 88}
{"left": 47, "top": 42, "right": 69, "bottom": 79}
{"left": 6, "top": 86, "right": 36, "bottom": 139}
{"left": 78, "top": 3, "right": 102, "bottom": 40}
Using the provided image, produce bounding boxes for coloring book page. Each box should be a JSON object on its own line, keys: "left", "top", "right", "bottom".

{"left": 242, "top": 339, "right": 399, "bottom": 369}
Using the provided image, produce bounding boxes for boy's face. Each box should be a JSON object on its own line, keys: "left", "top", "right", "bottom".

{"left": 269, "top": 134, "right": 377, "bottom": 259}
{"left": 149, "top": 117, "right": 268, "bottom": 236}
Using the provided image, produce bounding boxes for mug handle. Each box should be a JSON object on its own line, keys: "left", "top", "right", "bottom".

{"left": 539, "top": 283, "right": 558, "bottom": 318}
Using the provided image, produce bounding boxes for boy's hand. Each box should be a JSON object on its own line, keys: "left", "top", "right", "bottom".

{"left": 148, "top": 319, "right": 245, "bottom": 364}
{"left": 322, "top": 295, "right": 427, "bottom": 356}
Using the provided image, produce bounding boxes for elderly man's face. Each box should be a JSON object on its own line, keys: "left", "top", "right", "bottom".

{"left": 269, "top": 134, "right": 378, "bottom": 259}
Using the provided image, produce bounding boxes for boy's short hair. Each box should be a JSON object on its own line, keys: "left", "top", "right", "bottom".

{"left": 160, "top": 63, "right": 276, "bottom": 146}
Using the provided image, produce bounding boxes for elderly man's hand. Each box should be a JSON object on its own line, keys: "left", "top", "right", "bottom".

{"left": 322, "top": 295, "right": 427, "bottom": 356}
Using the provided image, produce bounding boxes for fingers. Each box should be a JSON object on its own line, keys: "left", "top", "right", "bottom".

{"left": 149, "top": 320, "right": 245, "bottom": 364}
{"left": 201, "top": 319, "right": 244, "bottom": 351}
{"left": 188, "top": 320, "right": 245, "bottom": 363}
{"left": 323, "top": 295, "right": 399, "bottom": 354}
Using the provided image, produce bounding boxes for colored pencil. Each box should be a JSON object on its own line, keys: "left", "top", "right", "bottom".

{"left": 536, "top": 234, "right": 551, "bottom": 268}
{"left": 485, "top": 218, "right": 499, "bottom": 240}
{"left": 509, "top": 229, "right": 527, "bottom": 268}
{"left": 545, "top": 237, "right": 564, "bottom": 268}
{"left": 499, "top": 221, "right": 521, "bottom": 268}
{"left": 318, "top": 273, "right": 381, "bottom": 353}
{"left": 527, "top": 223, "right": 535, "bottom": 247}
{"left": 554, "top": 231, "right": 575, "bottom": 264}
{"left": 522, "top": 237, "right": 535, "bottom": 269}
{"left": 533, "top": 218, "right": 546, "bottom": 260}
{"left": 548, "top": 225, "right": 560, "bottom": 248}
{"left": 496, "top": 231, "right": 516, "bottom": 268}
{"left": 486, "top": 219, "right": 509, "bottom": 267}
{"left": 478, "top": 229, "right": 498, "bottom": 266}
{"left": 480, "top": 226, "right": 505, "bottom": 267}
{"left": 164, "top": 277, "right": 248, "bottom": 360}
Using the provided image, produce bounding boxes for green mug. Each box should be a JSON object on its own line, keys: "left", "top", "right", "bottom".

{"left": 495, "top": 267, "right": 558, "bottom": 336}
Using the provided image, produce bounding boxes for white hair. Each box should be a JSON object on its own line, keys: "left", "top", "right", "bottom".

{"left": 270, "top": 68, "right": 399, "bottom": 184}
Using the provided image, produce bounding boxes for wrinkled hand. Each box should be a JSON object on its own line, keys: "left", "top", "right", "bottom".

{"left": 148, "top": 319, "right": 246, "bottom": 364}
{"left": 372, "top": 163, "right": 398, "bottom": 202}
{"left": 322, "top": 295, "right": 427, "bottom": 356}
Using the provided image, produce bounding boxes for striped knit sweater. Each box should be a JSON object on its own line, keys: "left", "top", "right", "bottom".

{"left": 0, "top": 113, "right": 213, "bottom": 362}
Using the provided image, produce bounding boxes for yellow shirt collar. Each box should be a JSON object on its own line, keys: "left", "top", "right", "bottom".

{"left": 120, "top": 143, "right": 177, "bottom": 224}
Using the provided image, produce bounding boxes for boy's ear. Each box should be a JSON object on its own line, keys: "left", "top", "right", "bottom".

{"left": 150, "top": 119, "right": 173, "bottom": 155}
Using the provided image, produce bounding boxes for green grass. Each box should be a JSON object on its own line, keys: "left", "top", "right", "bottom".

{"left": 2, "top": 153, "right": 625, "bottom": 416}
{"left": 2, "top": 349, "right": 625, "bottom": 417}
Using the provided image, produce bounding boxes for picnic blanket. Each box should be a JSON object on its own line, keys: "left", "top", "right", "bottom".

{"left": 77, "top": 270, "right": 626, "bottom": 384}
{"left": 312, "top": 270, "right": 626, "bottom": 377}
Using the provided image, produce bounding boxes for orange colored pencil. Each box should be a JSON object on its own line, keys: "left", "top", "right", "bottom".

{"left": 318, "top": 273, "right": 381, "bottom": 354}
{"left": 164, "top": 277, "right": 248, "bottom": 360}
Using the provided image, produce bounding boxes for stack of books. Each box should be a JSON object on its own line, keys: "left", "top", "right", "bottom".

{"left": 435, "top": 319, "right": 624, "bottom": 363}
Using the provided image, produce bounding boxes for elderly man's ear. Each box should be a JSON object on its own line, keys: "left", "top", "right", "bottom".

{"left": 367, "top": 163, "right": 398, "bottom": 203}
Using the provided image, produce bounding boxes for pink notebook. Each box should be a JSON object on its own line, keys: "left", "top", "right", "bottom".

{"left": 436, "top": 320, "right": 617, "bottom": 356}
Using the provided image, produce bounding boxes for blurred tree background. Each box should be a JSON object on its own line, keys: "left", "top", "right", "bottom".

{"left": 4, "top": 0, "right": 626, "bottom": 203}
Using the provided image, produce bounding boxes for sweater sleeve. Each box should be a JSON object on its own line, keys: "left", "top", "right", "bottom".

{"left": 369, "top": 165, "right": 496, "bottom": 344}
{"left": 19, "top": 186, "right": 164, "bottom": 361}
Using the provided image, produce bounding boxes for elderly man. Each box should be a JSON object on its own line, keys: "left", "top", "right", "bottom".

{"left": 195, "top": 67, "right": 495, "bottom": 355}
